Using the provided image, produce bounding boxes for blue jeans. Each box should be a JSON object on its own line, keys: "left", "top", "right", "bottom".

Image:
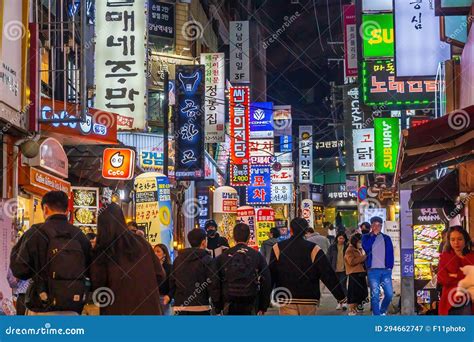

{"left": 367, "top": 268, "right": 393, "bottom": 315}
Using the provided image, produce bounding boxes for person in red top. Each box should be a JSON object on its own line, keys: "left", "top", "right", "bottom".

{"left": 437, "top": 226, "right": 474, "bottom": 315}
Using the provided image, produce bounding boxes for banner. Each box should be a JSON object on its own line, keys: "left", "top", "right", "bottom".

{"left": 200, "top": 53, "right": 225, "bottom": 143}
{"left": 374, "top": 118, "right": 400, "bottom": 174}
{"left": 135, "top": 173, "right": 174, "bottom": 255}
{"left": 229, "top": 86, "right": 251, "bottom": 186}
{"left": 237, "top": 206, "right": 257, "bottom": 247}
{"left": 95, "top": 0, "right": 147, "bottom": 129}
{"left": 229, "top": 21, "right": 250, "bottom": 83}
{"left": 271, "top": 184, "right": 294, "bottom": 204}
{"left": 362, "top": 14, "right": 394, "bottom": 58}
{"left": 256, "top": 207, "right": 275, "bottom": 248}
{"left": 271, "top": 165, "right": 294, "bottom": 183}
{"left": 394, "top": 0, "right": 451, "bottom": 77}
{"left": 247, "top": 165, "right": 272, "bottom": 205}
{"left": 298, "top": 126, "right": 313, "bottom": 184}
{"left": 148, "top": 1, "right": 175, "bottom": 39}
{"left": 213, "top": 186, "right": 239, "bottom": 246}
{"left": 175, "top": 65, "right": 205, "bottom": 179}
{"left": 353, "top": 128, "right": 375, "bottom": 172}
{"left": 343, "top": 5, "right": 357, "bottom": 77}
{"left": 250, "top": 102, "right": 274, "bottom": 138}
{"left": 361, "top": 60, "right": 437, "bottom": 108}
{"left": 301, "top": 199, "right": 314, "bottom": 228}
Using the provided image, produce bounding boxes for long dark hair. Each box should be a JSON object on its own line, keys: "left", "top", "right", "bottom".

{"left": 444, "top": 225, "right": 472, "bottom": 256}
{"left": 96, "top": 203, "right": 142, "bottom": 261}
{"left": 334, "top": 231, "right": 348, "bottom": 245}
{"left": 350, "top": 233, "right": 362, "bottom": 248}
{"left": 154, "top": 244, "right": 171, "bottom": 265}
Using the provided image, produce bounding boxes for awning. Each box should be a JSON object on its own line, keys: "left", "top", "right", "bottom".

{"left": 395, "top": 106, "right": 474, "bottom": 184}
{"left": 66, "top": 144, "right": 143, "bottom": 189}
{"left": 410, "top": 170, "right": 459, "bottom": 209}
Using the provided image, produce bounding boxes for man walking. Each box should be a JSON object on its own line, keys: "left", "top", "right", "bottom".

{"left": 361, "top": 216, "right": 394, "bottom": 316}
{"left": 305, "top": 227, "right": 330, "bottom": 254}
{"left": 10, "top": 191, "right": 91, "bottom": 315}
{"left": 167, "top": 229, "right": 221, "bottom": 315}
{"left": 205, "top": 220, "right": 229, "bottom": 258}
{"left": 216, "top": 223, "right": 271, "bottom": 315}
{"left": 269, "top": 218, "right": 347, "bottom": 315}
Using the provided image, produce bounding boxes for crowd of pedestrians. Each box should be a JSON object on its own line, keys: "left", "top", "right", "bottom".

{"left": 7, "top": 190, "right": 472, "bottom": 316}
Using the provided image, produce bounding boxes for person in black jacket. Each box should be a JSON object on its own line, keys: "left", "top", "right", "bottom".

{"left": 269, "top": 218, "right": 347, "bottom": 315}
{"left": 154, "top": 244, "right": 172, "bottom": 315}
{"left": 205, "top": 219, "right": 229, "bottom": 258}
{"left": 215, "top": 223, "right": 271, "bottom": 315}
{"left": 167, "top": 229, "right": 220, "bottom": 315}
{"left": 10, "top": 191, "right": 91, "bottom": 315}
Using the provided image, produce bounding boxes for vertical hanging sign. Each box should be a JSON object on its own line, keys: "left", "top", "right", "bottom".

{"left": 343, "top": 4, "right": 357, "bottom": 77}
{"left": 229, "top": 21, "right": 250, "bottom": 83}
{"left": 299, "top": 126, "right": 313, "bottom": 184}
{"left": 200, "top": 53, "right": 225, "bottom": 143}
{"left": 374, "top": 118, "right": 400, "bottom": 174}
{"left": 95, "top": 0, "right": 147, "bottom": 129}
{"left": 175, "top": 65, "right": 205, "bottom": 179}
{"left": 229, "top": 86, "right": 251, "bottom": 186}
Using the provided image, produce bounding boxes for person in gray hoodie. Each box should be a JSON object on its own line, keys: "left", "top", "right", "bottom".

{"left": 260, "top": 228, "right": 281, "bottom": 264}
{"left": 305, "top": 228, "right": 330, "bottom": 254}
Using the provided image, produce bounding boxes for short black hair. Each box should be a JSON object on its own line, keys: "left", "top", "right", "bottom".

{"left": 306, "top": 227, "right": 315, "bottom": 234}
{"left": 41, "top": 191, "right": 69, "bottom": 212}
{"left": 270, "top": 227, "right": 281, "bottom": 239}
{"left": 290, "top": 218, "right": 308, "bottom": 237}
{"left": 188, "top": 228, "right": 207, "bottom": 248}
{"left": 86, "top": 232, "right": 96, "bottom": 241}
{"left": 233, "top": 223, "right": 250, "bottom": 243}
{"left": 350, "top": 233, "right": 362, "bottom": 248}
{"left": 336, "top": 231, "right": 348, "bottom": 243}
{"left": 370, "top": 216, "right": 383, "bottom": 225}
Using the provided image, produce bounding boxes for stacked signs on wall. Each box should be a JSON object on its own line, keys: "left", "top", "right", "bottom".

{"left": 175, "top": 65, "right": 205, "bottom": 179}
{"left": 229, "top": 21, "right": 250, "bottom": 83}
{"left": 374, "top": 118, "right": 400, "bottom": 174}
{"left": 95, "top": 0, "right": 147, "bottom": 129}
{"left": 229, "top": 87, "right": 250, "bottom": 186}
{"left": 200, "top": 53, "right": 225, "bottom": 143}
{"left": 343, "top": 4, "right": 357, "bottom": 78}
{"left": 299, "top": 126, "right": 313, "bottom": 184}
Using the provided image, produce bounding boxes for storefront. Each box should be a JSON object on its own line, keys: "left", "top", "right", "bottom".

{"left": 323, "top": 183, "right": 358, "bottom": 230}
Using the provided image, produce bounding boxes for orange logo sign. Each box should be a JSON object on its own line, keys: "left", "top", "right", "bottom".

{"left": 102, "top": 148, "right": 135, "bottom": 180}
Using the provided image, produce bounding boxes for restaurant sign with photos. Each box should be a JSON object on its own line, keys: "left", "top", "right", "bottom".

{"left": 175, "top": 65, "right": 205, "bottom": 180}
{"left": 95, "top": 0, "right": 147, "bottom": 129}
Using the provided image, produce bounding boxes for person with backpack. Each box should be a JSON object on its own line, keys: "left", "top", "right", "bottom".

{"left": 90, "top": 203, "right": 165, "bottom": 315}
{"left": 269, "top": 218, "right": 347, "bottom": 315}
{"left": 205, "top": 219, "right": 229, "bottom": 258}
{"left": 10, "top": 191, "right": 91, "bottom": 315}
{"left": 167, "top": 229, "right": 221, "bottom": 315}
{"left": 215, "top": 223, "right": 271, "bottom": 315}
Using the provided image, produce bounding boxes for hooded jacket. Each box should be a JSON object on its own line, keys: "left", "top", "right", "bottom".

{"left": 169, "top": 248, "right": 221, "bottom": 312}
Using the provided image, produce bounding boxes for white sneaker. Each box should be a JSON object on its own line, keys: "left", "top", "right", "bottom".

{"left": 348, "top": 311, "right": 357, "bottom": 316}
{"left": 342, "top": 304, "right": 348, "bottom": 311}
{"left": 336, "top": 303, "right": 342, "bottom": 310}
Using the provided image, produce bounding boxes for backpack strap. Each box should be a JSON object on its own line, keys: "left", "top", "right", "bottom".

{"left": 272, "top": 244, "right": 280, "bottom": 261}
{"left": 311, "top": 245, "right": 321, "bottom": 263}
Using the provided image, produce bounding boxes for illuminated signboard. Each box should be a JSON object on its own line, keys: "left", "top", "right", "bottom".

{"left": 102, "top": 148, "right": 135, "bottom": 180}
{"left": 229, "top": 86, "right": 251, "bottom": 186}
{"left": 374, "top": 118, "right": 400, "bottom": 174}
{"left": 298, "top": 126, "right": 313, "bottom": 184}
{"left": 361, "top": 60, "right": 438, "bottom": 108}
{"left": 229, "top": 21, "right": 250, "bottom": 83}
{"left": 353, "top": 129, "right": 375, "bottom": 172}
{"left": 343, "top": 5, "right": 357, "bottom": 77}
{"left": 250, "top": 102, "right": 274, "bottom": 139}
{"left": 362, "top": 14, "right": 394, "bottom": 58}
{"left": 246, "top": 165, "right": 272, "bottom": 205}
{"left": 362, "top": 0, "right": 393, "bottom": 12}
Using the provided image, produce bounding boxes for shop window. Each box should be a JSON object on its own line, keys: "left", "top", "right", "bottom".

{"left": 147, "top": 91, "right": 165, "bottom": 128}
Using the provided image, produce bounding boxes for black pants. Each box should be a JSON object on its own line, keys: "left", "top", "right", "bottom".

{"left": 224, "top": 302, "right": 256, "bottom": 315}
{"left": 174, "top": 310, "right": 211, "bottom": 316}
{"left": 16, "top": 294, "right": 27, "bottom": 316}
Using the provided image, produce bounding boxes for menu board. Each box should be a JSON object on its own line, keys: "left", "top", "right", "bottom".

{"left": 72, "top": 187, "right": 99, "bottom": 233}
{"left": 413, "top": 223, "right": 445, "bottom": 280}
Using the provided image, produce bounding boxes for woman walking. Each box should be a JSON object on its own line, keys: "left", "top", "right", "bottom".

{"left": 345, "top": 233, "right": 368, "bottom": 315}
{"left": 328, "top": 231, "right": 349, "bottom": 310}
{"left": 438, "top": 226, "right": 474, "bottom": 315}
{"left": 91, "top": 203, "right": 165, "bottom": 315}
{"left": 154, "top": 244, "right": 172, "bottom": 315}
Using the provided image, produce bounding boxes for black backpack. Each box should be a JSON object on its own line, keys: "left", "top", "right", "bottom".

{"left": 224, "top": 247, "right": 259, "bottom": 298}
{"left": 42, "top": 227, "right": 87, "bottom": 312}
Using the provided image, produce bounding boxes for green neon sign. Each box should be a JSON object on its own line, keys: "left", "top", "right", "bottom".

{"left": 374, "top": 118, "right": 399, "bottom": 174}
{"left": 362, "top": 14, "right": 394, "bottom": 58}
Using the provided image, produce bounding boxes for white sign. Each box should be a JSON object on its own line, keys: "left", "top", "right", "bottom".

{"left": 213, "top": 186, "right": 239, "bottom": 214}
{"left": 95, "top": 0, "right": 147, "bottom": 129}
{"left": 271, "top": 166, "right": 294, "bottom": 183}
{"left": 201, "top": 53, "right": 225, "bottom": 143}
{"left": 359, "top": 208, "right": 387, "bottom": 226}
{"left": 353, "top": 129, "right": 375, "bottom": 172}
{"left": 299, "top": 126, "right": 313, "bottom": 184}
{"left": 301, "top": 199, "right": 314, "bottom": 228}
{"left": 229, "top": 21, "right": 250, "bottom": 83}
{"left": 275, "top": 151, "right": 292, "bottom": 164}
{"left": 362, "top": 0, "right": 393, "bottom": 11}
{"left": 394, "top": 0, "right": 451, "bottom": 77}
{"left": 249, "top": 139, "right": 274, "bottom": 158}
{"left": 271, "top": 184, "right": 294, "bottom": 204}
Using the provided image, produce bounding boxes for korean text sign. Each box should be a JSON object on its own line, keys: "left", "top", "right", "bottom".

{"left": 229, "top": 21, "right": 250, "bottom": 83}
{"left": 246, "top": 165, "right": 272, "bottom": 205}
{"left": 352, "top": 129, "right": 375, "bottom": 172}
{"left": 95, "top": 0, "right": 147, "bottom": 129}
{"left": 230, "top": 86, "right": 251, "bottom": 186}
{"left": 299, "top": 126, "right": 313, "bottom": 184}
{"left": 200, "top": 53, "right": 225, "bottom": 143}
{"left": 175, "top": 65, "right": 205, "bottom": 179}
{"left": 362, "top": 14, "right": 394, "bottom": 58}
{"left": 148, "top": 1, "right": 175, "bottom": 39}
{"left": 343, "top": 5, "right": 358, "bottom": 77}
{"left": 374, "top": 118, "right": 400, "bottom": 174}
